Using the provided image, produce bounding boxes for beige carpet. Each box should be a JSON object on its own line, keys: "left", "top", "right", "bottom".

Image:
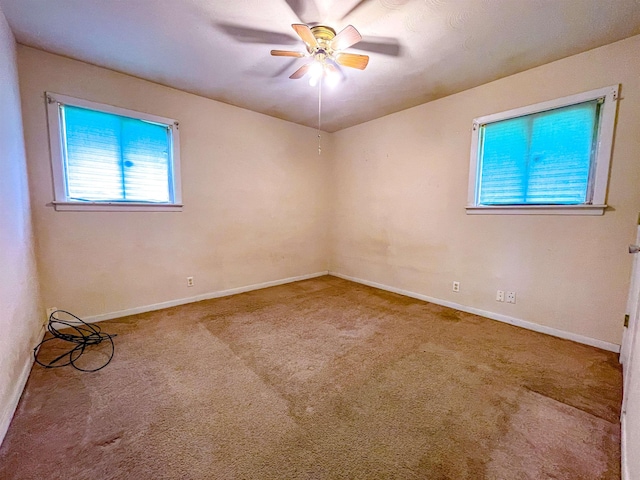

{"left": 0, "top": 276, "right": 622, "bottom": 479}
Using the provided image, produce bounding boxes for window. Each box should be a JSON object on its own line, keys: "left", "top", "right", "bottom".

{"left": 46, "top": 92, "right": 182, "bottom": 211}
{"left": 467, "top": 85, "right": 618, "bottom": 215}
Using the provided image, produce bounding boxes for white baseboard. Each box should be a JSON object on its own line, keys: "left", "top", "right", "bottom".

{"left": 329, "top": 271, "right": 620, "bottom": 353}
{"left": 0, "top": 327, "right": 46, "bottom": 449}
{"left": 83, "top": 271, "right": 330, "bottom": 324}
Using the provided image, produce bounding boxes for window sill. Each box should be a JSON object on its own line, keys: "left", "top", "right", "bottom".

{"left": 51, "top": 202, "right": 183, "bottom": 212}
{"left": 465, "top": 204, "right": 607, "bottom": 216}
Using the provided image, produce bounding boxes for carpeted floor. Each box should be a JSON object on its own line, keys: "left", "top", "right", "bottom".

{"left": 0, "top": 276, "right": 622, "bottom": 479}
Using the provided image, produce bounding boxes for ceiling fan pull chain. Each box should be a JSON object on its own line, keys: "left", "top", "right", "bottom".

{"left": 318, "top": 74, "right": 322, "bottom": 155}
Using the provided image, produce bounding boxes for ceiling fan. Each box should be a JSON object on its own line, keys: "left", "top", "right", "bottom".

{"left": 270, "top": 24, "right": 369, "bottom": 82}
{"left": 217, "top": 0, "right": 402, "bottom": 81}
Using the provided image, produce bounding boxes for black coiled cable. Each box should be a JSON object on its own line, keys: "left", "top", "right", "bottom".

{"left": 34, "top": 310, "right": 116, "bottom": 372}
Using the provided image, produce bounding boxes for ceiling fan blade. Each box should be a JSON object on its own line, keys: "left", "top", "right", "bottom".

{"left": 285, "top": 0, "right": 320, "bottom": 25}
{"left": 292, "top": 24, "right": 319, "bottom": 50}
{"left": 335, "top": 52, "right": 369, "bottom": 70}
{"left": 218, "top": 23, "right": 297, "bottom": 45}
{"left": 330, "top": 25, "right": 362, "bottom": 51}
{"left": 289, "top": 63, "right": 312, "bottom": 79}
{"left": 271, "top": 49, "right": 305, "bottom": 58}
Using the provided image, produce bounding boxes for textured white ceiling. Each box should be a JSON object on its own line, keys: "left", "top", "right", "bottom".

{"left": 1, "top": 0, "right": 640, "bottom": 132}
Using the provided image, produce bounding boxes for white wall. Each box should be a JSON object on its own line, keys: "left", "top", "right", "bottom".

{"left": 17, "top": 46, "right": 330, "bottom": 320}
{"left": 0, "top": 8, "right": 42, "bottom": 443}
{"left": 329, "top": 35, "right": 640, "bottom": 347}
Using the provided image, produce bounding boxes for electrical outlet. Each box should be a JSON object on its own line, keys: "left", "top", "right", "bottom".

{"left": 506, "top": 291, "right": 516, "bottom": 304}
{"left": 496, "top": 290, "right": 505, "bottom": 302}
{"left": 452, "top": 281, "right": 460, "bottom": 292}
{"left": 187, "top": 276, "right": 194, "bottom": 287}
{"left": 45, "top": 307, "right": 57, "bottom": 323}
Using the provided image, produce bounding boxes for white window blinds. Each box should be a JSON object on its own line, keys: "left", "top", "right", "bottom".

{"left": 477, "top": 100, "right": 601, "bottom": 205}
{"left": 61, "top": 105, "right": 172, "bottom": 203}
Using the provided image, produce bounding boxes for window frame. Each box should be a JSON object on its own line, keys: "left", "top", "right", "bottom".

{"left": 46, "top": 92, "right": 183, "bottom": 212}
{"left": 466, "top": 85, "right": 619, "bottom": 215}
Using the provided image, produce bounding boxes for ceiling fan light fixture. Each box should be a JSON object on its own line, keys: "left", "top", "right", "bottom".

{"left": 309, "top": 61, "right": 323, "bottom": 79}
{"left": 307, "top": 62, "right": 341, "bottom": 87}
{"left": 325, "top": 69, "right": 341, "bottom": 88}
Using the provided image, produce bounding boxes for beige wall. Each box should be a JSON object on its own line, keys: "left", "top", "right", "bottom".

{"left": 0, "top": 9, "right": 42, "bottom": 441}
{"left": 17, "top": 37, "right": 640, "bottom": 344}
{"left": 18, "top": 46, "right": 330, "bottom": 319}
{"left": 330, "top": 35, "right": 640, "bottom": 346}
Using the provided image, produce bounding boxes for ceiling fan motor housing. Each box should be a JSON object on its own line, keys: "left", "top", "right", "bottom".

{"left": 309, "top": 25, "right": 336, "bottom": 58}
